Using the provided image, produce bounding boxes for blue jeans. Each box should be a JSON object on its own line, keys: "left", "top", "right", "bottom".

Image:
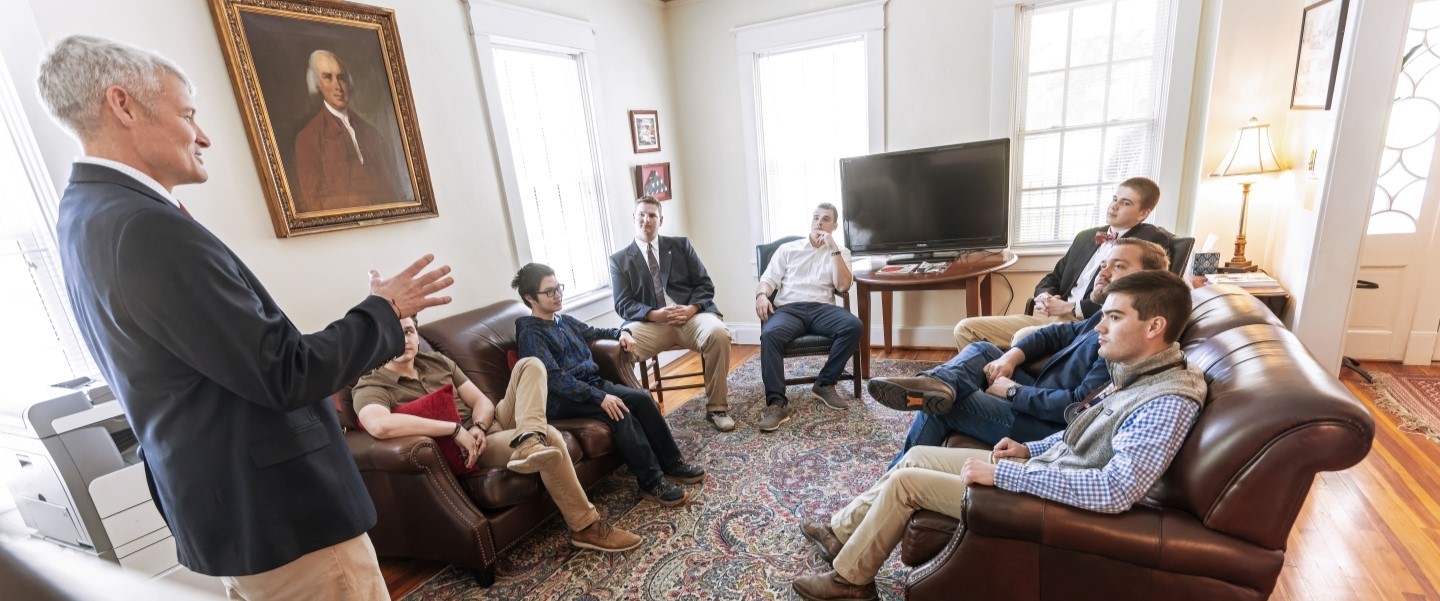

{"left": 888, "top": 342, "right": 1037, "bottom": 469}
{"left": 759, "top": 302, "right": 862, "bottom": 405}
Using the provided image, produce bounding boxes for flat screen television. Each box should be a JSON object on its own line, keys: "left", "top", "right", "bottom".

{"left": 840, "top": 138, "right": 1010, "bottom": 259}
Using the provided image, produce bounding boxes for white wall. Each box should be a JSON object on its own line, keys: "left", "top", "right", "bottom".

{"left": 18, "top": 0, "right": 677, "bottom": 332}
{"left": 667, "top": 0, "right": 1003, "bottom": 346}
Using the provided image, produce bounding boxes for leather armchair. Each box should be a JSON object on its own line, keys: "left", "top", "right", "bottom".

{"left": 332, "top": 300, "right": 643, "bottom": 586}
{"left": 900, "top": 285, "right": 1375, "bottom": 600}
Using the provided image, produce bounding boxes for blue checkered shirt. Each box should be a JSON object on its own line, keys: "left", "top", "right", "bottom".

{"left": 992, "top": 395, "right": 1199, "bottom": 514}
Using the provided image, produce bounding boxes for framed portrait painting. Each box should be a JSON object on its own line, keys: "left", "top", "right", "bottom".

{"left": 635, "top": 162, "right": 672, "bottom": 201}
{"left": 629, "top": 110, "right": 660, "bottom": 153}
{"left": 210, "top": 0, "right": 436, "bottom": 237}
{"left": 1290, "top": 0, "right": 1350, "bottom": 110}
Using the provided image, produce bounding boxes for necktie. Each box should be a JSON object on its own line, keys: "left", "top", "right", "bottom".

{"left": 1094, "top": 231, "right": 1117, "bottom": 245}
{"left": 646, "top": 244, "right": 664, "bottom": 302}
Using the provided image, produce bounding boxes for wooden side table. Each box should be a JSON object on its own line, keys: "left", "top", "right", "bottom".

{"left": 852, "top": 250, "right": 1018, "bottom": 378}
{"left": 1190, "top": 276, "right": 1290, "bottom": 317}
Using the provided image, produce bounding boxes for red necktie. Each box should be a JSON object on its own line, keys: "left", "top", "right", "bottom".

{"left": 1094, "top": 231, "right": 1116, "bottom": 245}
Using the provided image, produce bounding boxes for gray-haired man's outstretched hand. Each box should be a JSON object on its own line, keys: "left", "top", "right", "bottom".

{"left": 369, "top": 254, "right": 454, "bottom": 318}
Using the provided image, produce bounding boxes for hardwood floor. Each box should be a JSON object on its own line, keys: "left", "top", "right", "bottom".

{"left": 382, "top": 349, "right": 1440, "bottom": 600}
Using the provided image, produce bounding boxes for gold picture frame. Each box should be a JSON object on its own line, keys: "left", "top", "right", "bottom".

{"left": 210, "top": 0, "right": 436, "bottom": 237}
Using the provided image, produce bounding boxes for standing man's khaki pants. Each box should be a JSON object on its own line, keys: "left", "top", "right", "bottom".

{"left": 827, "top": 446, "right": 998, "bottom": 585}
{"left": 221, "top": 533, "right": 388, "bottom": 600}
{"left": 627, "top": 312, "right": 731, "bottom": 413}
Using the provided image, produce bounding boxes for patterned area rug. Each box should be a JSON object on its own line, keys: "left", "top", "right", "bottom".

{"left": 401, "top": 356, "right": 940, "bottom": 600}
{"left": 1368, "top": 372, "right": 1440, "bottom": 444}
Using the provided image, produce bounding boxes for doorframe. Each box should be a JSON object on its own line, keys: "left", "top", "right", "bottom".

{"left": 1293, "top": 0, "right": 1412, "bottom": 374}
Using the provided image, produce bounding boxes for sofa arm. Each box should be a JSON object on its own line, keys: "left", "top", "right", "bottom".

{"left": 591, "top": 339, "right": 643, "bottom": 389}
{"left": 346, "top": 431, "right": 444, "bottom": 474}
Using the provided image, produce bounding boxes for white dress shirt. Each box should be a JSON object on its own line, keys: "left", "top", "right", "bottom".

{"left": 1067, "top": 225, "right": 1131, "bottom": 316}
{"left": 324, "top": 102, "right": 365, "bottom": 164}
{"left": 760, "top": 238, "right": 851, "bottom": 306}
{"left": 75, "top": 156, "right": 181, "bottom": 208}
{"left": 634, "top": 238, "right": 677, "bottom": 307}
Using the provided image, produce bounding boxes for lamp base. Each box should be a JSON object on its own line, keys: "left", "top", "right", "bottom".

{"left": 1221, "top": 260, "right": 1258, "bottom": 273}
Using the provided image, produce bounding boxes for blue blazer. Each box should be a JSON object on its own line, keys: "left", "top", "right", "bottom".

{"left": 608, "top": 236, "right": 721, "bottom": 323}
{"left": 56, "top": 163, "right": 403, "bottom": 576}
{"left": 1007, "top": 312, "right": 1111, "bottom": 442}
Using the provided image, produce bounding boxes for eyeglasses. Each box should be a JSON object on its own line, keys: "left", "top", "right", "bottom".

{"left": 538, "top": 284, "right": 565, "bottom": 299}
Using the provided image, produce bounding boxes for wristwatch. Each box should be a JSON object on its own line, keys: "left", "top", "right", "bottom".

{"left": 1005, "top": 384, "right": 1021, "bottom": 400}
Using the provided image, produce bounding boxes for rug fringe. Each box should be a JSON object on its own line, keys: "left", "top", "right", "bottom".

{"left": 1364, "top": 373, "right": 1440, "bottom": 445}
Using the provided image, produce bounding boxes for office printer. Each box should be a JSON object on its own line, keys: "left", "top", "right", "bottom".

{"left": 0, "top": 379, "right": 189, "bottom": 579}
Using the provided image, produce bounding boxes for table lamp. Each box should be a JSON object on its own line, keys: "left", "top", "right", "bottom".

{"left": 1209, "top": 117, "right": 1283, "bottom": 272}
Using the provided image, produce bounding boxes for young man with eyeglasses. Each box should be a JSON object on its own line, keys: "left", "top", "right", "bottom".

{"left": 513, "top": 263, "right": 705, "bottom": 506}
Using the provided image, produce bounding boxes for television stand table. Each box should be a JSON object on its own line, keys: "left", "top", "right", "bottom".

{"left": 852, "top": 249, "right": 1017, "bottom": 379}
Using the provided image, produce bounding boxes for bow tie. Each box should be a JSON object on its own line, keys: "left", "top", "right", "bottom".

{"left": 1094, "top": 231, "right": 1117, "bottom": 245}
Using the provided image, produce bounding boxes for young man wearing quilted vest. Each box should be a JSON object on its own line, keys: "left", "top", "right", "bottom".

{"left": 791, "top": 270, "right": 1207, "bottom": 601}
{"left": 352, "top": 315, "right": 642, "bottom": 553}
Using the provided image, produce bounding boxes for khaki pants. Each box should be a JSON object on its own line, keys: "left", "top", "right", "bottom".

{"left": 626, "top": 312, "right": 732, "bottom": 412}
{"left": 953, "top": 313, "right": 1079, "bottom": 352}
{"left": 828, "top": 446, "right": 997, "bottom": 585}
{"left": 221, "top": 533, "right": 387, "bottom": 600}
{"left": 474, "top": 357, "right": 599, "bottom": 531}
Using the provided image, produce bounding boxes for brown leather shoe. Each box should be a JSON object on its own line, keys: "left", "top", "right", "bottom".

{"left": 867, "top": 376, "right": 956, "bottom": 414}
{"left": 800, "top": 519, "right": 843, "bottom": 562}
{"left": 791, "top": 570, "right": 878, "bottom": 601}
{"left": 571, "top": 521, "right": 643, "bottom": 552}
{"left": 506, "top": 435, "right": 562, "bottom": 474}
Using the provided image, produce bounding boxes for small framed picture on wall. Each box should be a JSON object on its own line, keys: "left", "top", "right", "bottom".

{"left": 635, "top": 162, "right": 672, "bottom": 201}
{"left": 1290, "top": 0, "right": 1350, "bottom": 110}
{"left": 629, "top": 110, "right": 661, "bottom": 153}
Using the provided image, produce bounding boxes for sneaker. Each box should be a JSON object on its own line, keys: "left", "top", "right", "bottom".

{"left": 706, "top": 411, "right": 737, "bottom": 432}
{"left": 640, "top": 480, "right": 690, "bottom": 507}
{"left": 867, "top": 376, "right": 956, "bottom": 415}
{"left": 571, "top": 521, "right": 643, "bottom": 552}
{"left": 506, "top": 434, "right": 562, "bottom": 474}
{"left": 811, "top": 384, "right": 847, "bottom": 410}
{"left": 757, "top": 404, "right": 791, "bottom": 432}
{"left": 800, "top": 519, "right": 844, "bottom": 563}
{"left": 664, "top": 461, "right": 706, "bottom": 484}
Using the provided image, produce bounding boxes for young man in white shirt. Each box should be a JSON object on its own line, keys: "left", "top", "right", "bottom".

{"left": 753, "top": 203, "right": 862, "bottom": 431}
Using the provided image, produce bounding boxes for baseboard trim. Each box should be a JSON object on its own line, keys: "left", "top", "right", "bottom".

{"left": 730, "top": 323, "right": 958, "bottom": 349}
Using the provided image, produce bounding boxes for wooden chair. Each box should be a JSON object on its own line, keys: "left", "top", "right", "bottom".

{"left": 636, "top": 345, "right": 706, "bottom": 411}
{"left": 754, "top": 235, "right": 863, "bottom": 397}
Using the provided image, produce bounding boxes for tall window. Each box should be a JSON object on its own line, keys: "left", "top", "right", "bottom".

{"left": 755, "top": 39, "right": 869, "bottom": 239}
{"left": 490, "top": 44, "right": 611, "bottom": 296}
{"left": 1012, "top": 0, "right": 1173, "bottom": 245}
{"left": 0, "top": 61, "right": 94, "bottom": 388}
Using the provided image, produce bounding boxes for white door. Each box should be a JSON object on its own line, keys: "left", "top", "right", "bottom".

{"left": 1345, "top": 0, "right": 1440, "bottom": 362}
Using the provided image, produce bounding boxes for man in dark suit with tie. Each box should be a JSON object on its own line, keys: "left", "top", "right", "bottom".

{"left": 38, "top": 35, "right": 453, "bottom": 599}
{"left": 608, "top": 196, "right": 734, "bottom": 431}
{"left": 952, "top": 177, "right": 1173, "bottom": 351}
{"left": 867, "top": 239, "right": 1170, "bottom": 467}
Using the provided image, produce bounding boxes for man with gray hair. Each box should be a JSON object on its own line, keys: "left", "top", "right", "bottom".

{"left": 38, "top": 34, "right": 452, "bottom": 599}
{"left": 292, "top": 48, "right": 407, "bottom": 212}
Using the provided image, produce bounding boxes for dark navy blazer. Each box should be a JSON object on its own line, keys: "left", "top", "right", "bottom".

{"left": 1036, "top": 223, "right": 1172, "bottom": 318}
{"left": 608, "top": 236, "right": 721, "bottom": 323}
{"left": 1006, "top": 312, "right": 1111, "bottom": 442}
{"left": 56, "top": 163, "right": 403, "bottom": 576}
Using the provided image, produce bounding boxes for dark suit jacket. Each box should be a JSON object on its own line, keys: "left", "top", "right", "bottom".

{"left": 293, "top": 107, "right": 408, "bottom": 213}
{"left": 1006, "top": 312, "right": 1111, "bottom": 442}
{"left": 1035, "top": 223, "right": 1172, "bottom": 318}
{"left": 56, "top": 163, "right": 403, "bottom": 576}
{"left": 608, "top": 236, "right": 721, "bottom": 323}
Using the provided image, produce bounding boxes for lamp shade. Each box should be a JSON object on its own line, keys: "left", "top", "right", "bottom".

{"left": 1210, "top": 117, "right": 1283, "bottom": 177}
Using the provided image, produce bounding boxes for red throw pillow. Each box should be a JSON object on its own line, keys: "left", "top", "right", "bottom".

{"left": 506, "top": 349, "right": 520, "bottom": 371}
{"left": 391, "top": 384, "right": 479, "bottom": 475}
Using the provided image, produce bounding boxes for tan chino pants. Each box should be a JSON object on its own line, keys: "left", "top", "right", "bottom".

{"left": 626, "top": 312, "right": 732, "bottom": 412}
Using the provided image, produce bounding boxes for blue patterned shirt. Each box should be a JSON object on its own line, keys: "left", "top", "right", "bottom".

{"left": 516, "top": 314, "right": 622, "bottom": 412}
{"left": 992, "top": 395, "right": 1199, "bottom": 514}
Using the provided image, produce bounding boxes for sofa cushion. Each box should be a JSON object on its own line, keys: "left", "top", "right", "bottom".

{"left": 552, "top": 417, "right": 617, "bottom": 459}
{"left": 391, "top": 384, "right": 479, "bottom": 476}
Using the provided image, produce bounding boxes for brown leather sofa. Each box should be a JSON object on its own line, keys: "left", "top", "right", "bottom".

{"left": 331, "top": 300, "right": 642, "bottom": 586}
{"left": 898, "top": 284, "right": 1376, "bottom": 600}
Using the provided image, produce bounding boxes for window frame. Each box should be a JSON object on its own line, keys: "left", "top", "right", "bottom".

{"left": 468, "top": 1, "right": 615, "bottom": 312}
{"left": 991, "top": 0, "right": 1204, "bottom": 252}
{"left": 733, "top": 0, "right": 888, "bottom": 253}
